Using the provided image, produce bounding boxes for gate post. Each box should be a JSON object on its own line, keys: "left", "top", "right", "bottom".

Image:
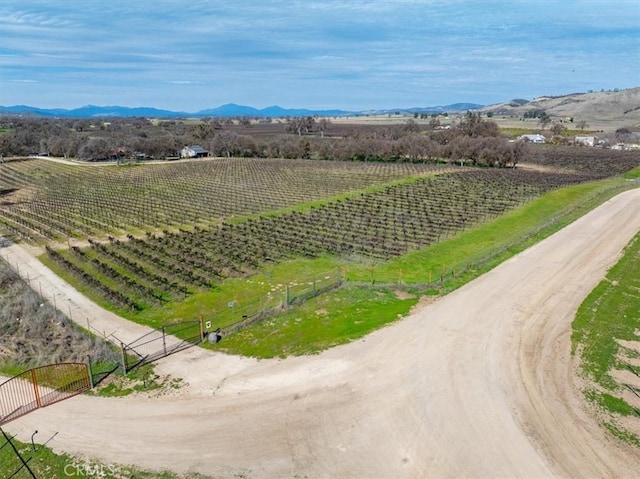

{"left": 86, "top": 355, "right": 94, "bottom": 389}
{"left": 120, "top": 342, "right": 127, "bottom": 374}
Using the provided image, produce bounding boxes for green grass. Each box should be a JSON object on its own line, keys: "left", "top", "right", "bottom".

{"left": 572, "top": 232, "right": 640, "bottom": 387}
{"left": 0, "top": 433, "right": 211, "bottom": 479}
{"left": 572, "top": 230, "right": 640, "bottom": 445}
{"left": 217, "top": 285, "right": 418, "bottom": 358}
{"left": 623, "top": 165, "right": 640, "bottom": 179}
{"left": 605, "top": 422, "right": 640, "bottom": 448}
{"left": 498, "top": 126, "right": 598, "bottom": 138}
{"left": 0, "top": 362, "right": 32, "bottom": 378}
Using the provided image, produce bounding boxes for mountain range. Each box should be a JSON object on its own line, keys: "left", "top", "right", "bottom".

{"left": 0, "top": 102, "right": 483, "bottom": 119}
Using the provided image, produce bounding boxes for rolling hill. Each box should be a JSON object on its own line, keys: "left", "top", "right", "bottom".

{"left": 482, "top": 88, "right": 640, "bottom": 131}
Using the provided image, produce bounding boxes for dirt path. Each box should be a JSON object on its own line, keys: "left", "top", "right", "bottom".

{"left": 0, "top": 244, "right": 157, "bottom": 346}
{"left": 4, "top": 189, "right": 640, "bottom": 478}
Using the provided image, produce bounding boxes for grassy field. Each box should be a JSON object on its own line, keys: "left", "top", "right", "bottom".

{"left": 572, "top": 230, "right": 640, "bottom": 446}
{"left": 0, "top": 432, "right": 211, "bottom": 479}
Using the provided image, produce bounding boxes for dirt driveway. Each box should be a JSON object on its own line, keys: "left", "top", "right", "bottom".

{"left": 4, "top": 188, "right": 640, "bottom": 478}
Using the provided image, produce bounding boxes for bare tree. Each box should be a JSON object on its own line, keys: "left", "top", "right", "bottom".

{"left": 538, "top": 112, "right": 552, "bottom": 129}
{"left": 550, "top": 123, "right": 567, "bottom": 136}
{"left": 286, "top": 117, "right": 316, "bottom": 136}
{"left": 317, "top": 118, "right": 331, "bottom": 138}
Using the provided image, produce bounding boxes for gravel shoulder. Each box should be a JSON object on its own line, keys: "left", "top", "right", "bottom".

{"left": 4, "top": 188, "right": 640, "bottom": 478}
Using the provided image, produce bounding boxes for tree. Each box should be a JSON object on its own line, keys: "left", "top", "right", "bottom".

{"left": 538, "top": 112, "right": 551, "bottom": 129}
{"left": 550, "top": 123, "right": 567, "bottom": 136}
{"left": 191, "top": 122, "right": 215, "bottom": 141}
{"left": 458, "top": 111, "right": 499, "bottom": 137}
{"left": 286, "top": 117, "right": 316, "bottom": 136}
{"left": 577, "top": 120, "right": 588, "bottom": 131}
{"left": 78, "top": 138, "right": 110, "bottom": 160}
{"left": 317, "top": 118, "right": 331, "bottom": 138}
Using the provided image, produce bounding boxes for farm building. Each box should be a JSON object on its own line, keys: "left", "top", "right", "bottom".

{"left": 574, "top": 136, "right": 595, "bottom": 147}
{"left": 180, "top": 145, "right": 209, "bottom": 158}
{"left": 517, "top": 134, "right": 546, "bottom": 143}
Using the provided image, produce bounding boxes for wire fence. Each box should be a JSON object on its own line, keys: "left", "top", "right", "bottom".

{"left": 207, "top": 269, "right": 344, "bottom": 336}
{"left": 120, "top": 320, "right": 202, "bottom": 373}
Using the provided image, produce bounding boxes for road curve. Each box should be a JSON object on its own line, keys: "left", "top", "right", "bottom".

{"left": 5, "top": 188, "right": 640, "bottom": 478}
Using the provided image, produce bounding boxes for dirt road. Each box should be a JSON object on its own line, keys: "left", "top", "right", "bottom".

{"left": 1, "top": 244, "right": 167, "bottom": 346}
{"left": 5, "top": 188, "right": 640, "bottom": 478}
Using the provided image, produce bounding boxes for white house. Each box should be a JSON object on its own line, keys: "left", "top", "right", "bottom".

{"left": 180, "top": 145, "right": 209, "bottom": 158}
{"left": 517, "top": 134, "right": 546, "bottom": 144}
{"left": 574, "top": 136, "right": 595, "bottom": 147}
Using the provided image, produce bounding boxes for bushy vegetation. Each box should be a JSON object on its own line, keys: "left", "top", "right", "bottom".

{"left": 0, "top": 258, "right": 117, "bottom": 375}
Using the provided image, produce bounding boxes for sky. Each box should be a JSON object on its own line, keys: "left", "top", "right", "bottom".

{"left": 1, "top": 0, "right": 639, "bottom": 111}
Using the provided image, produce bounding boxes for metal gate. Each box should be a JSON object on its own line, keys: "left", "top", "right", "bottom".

{"left": 0, "top": 363, "right": 91, "bottom": 425}
{"left": 121, "top": 319, "right": 203, "bottom": 373}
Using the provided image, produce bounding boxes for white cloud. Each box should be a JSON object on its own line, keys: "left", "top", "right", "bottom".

{"left": 0, "top": 0, "right": 638, "bottom": 110}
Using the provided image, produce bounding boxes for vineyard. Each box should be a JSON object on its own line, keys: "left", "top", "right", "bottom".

{"left": 0, "top": 158, "right": 448, "bottom": 242}
{"left": 527, "top": 145, "right": 640, "bottom": 177}
{"left": 1, "top": 153, "right": 639, "bottom": 322}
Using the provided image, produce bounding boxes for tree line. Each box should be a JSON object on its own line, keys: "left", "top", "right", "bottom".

{"left": 0, "top": 112, "right": 527, "bottom": 168}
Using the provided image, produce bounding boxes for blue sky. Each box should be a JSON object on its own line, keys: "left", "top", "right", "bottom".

{"left": 1, "top": 0, "right": 639, "bottom": 111}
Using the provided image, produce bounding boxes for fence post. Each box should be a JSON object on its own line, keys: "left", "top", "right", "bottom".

{"left": 313, "top": 278, "right": 316, "bottom": 297}
{"left": 162, "top": 327, "right": 167, "bottom": 356}
{"left": 200, "top": 314, "right": 205, "bottom": 341}
{"left": 86, "top": 356, "right": 94, "bottom": 389}
{"left": 120, "top": 342, "right": 127, "bottom": 374}
{"left": 285, "top": 285, "right": 290, "bottom": 307}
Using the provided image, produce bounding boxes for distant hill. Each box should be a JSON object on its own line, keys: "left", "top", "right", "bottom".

{"left": 0, "top": 104, "right": 189, "bottom": 118}
{"left": 481, "top": 88, "right": 640, "bottom": 130}
{"left": 0, "top": 102, "right": 482, "bottom": 119}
